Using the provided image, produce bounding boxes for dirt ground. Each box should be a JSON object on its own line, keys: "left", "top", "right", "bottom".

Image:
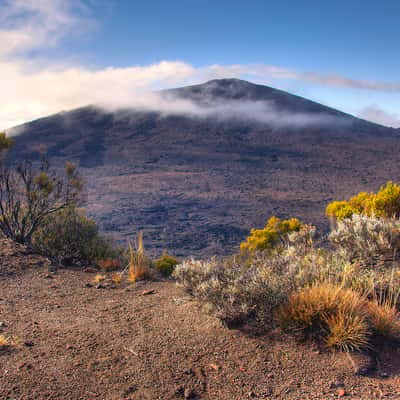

{"left": 1, "top": 240, "right": 400, "bottom": 400}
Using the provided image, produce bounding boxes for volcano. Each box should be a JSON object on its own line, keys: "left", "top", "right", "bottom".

{"left": 8, "top": 79, "right": 400, "bottom": 256}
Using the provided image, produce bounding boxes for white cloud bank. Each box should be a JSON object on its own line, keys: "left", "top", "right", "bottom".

{"left": 2, "top": 0, "right": 400, "bottom": 130}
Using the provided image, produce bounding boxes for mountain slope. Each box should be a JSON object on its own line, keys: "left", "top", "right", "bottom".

{"left": 8, "top": 79, "right": 400, "bottom": 256}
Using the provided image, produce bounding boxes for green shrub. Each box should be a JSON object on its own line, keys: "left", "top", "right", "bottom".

{"left": 32, "top": 206, "right": 120, "bottom": 267}
{"left": 154, "top": 253, "right": 179, "bottom": 276}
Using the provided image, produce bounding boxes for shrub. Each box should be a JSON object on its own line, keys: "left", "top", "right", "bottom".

{"left": 128, "top": 232, "right": 151, "bottom": 282}
{"left": 32, "top": 206, "right": 120, "bottom": 267}
{"left": 154, "top": 253, "right": 179, "bottom": 276}
{"left": 174, "top": 210, "right": 400, "bottom": 351}
{"left": 174, "top": 258, "right": 289, "bottom": 327}
{"left": 326, "top": 181, "right": 400, "bottom": 220}
{"left": 240, "top": 216, "right": 303, "bottom": 253}
{"left": 97, "top": 258, "right": 121, "bottom": 272}
{"left": 278, "top": 284, "right": 370, "bottom": 351}
{"left": 329, "top": 214, "right": 400, "bottom": 266}
{"left": 0, "top": 156, "right": 83, "bottom": 244}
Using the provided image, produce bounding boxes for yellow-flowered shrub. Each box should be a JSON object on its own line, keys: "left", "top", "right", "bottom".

{"left": 240, "top": 216, "right": 303, "bottom": 252}
{"left": 326, "top": 181, "right": 400, "bottom": 220}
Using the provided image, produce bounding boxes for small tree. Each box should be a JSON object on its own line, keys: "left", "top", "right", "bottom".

{"left": 0, "top": 132, "right": 83, "bottom": 244}
{"left": 0, "top": 132, "right": 14, "bottom": 155}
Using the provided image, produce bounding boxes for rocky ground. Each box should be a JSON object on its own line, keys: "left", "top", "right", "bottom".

{"left": 1, "top": 239, "right": 400, "bottom": 399}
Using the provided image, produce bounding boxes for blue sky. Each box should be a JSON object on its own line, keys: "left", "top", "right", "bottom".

{"left": 1, "top": 0, "right": 400, "bottom": 129}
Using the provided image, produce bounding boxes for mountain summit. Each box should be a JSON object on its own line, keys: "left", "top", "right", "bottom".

{"left": 8, "top": 79, "right": 400, "bottom": 256}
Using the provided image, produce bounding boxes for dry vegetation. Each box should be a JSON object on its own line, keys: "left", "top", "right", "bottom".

{"left": 174, "top": 182, "right": 400, "bottom": 353}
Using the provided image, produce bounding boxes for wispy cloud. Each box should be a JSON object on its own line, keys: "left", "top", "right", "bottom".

{"left": 357, "top": 105, "right": 400, "bottom": 128}
{"left": 1, "top": 1, "right": 399, "bottom": 130}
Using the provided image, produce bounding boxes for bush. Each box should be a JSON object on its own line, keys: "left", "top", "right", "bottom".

{"left": 240, "top": 216, "right": 303, "bottom": 253}
{"left": 329, "top": 214, "right": 400, "bottom": 266}
{"left": 97, "top": 258, "right": 122, "bottom": 272}
{"left": 32, "top": 207, "right": 120, "bottom": 267}
{"left": 153, "top": 253, "right": 179, "bottom": 276}
{"left": 0, "top": 156, "right": 83, "bottom": 245}
{"left": 174, "top": 258, "right": 290, "bottom": 327}
{"left": 326, "top": 181, "right": 400, "bottom": 220}
{"left": 174, "top": 197, "right": 400, "bottom": 351}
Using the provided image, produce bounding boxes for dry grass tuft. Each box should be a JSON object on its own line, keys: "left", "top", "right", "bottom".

{"left": 368, "top": 290, "right": 400, "bottom": 339}
{"left": 128, "top": 232, "right": 150, "bottom": 283}
{"left": 278, "top": 284, "right": 370, "bottom": 351}
{"left": 0, "top": 334, "right": 11, "bottom": 348}
{"left": 325, "top": 311, "right": 370, "bottom": 352}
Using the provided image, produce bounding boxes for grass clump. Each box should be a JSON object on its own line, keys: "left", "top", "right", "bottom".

{"left": 278, "top": 284, "right": 370, "bottom": 351}
{"left": 128, "top": 232, "right": 151, "bottom": 283}
{"left": 0, "top": 334, "right": 11, "bottom": 347}
{"left": 153, "top": 253, "right": 179, "bottom": 276}
{"left": 367, "top": 290, "right": 400, "bottom": 340}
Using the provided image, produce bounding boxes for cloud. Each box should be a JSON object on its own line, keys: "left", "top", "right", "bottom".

{"left": 0, "top": 0, "right": 91, "bottom": 57}
{"left": 1, "top": 1, "right": 399, "bottom": 130}
{"left": 357, "top": 105, "right": 400, "bottom": 128}
{"left": 196, "top": 64, "right": 400, "bottom": 92}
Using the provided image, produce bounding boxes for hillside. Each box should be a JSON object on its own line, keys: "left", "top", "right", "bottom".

{"left": 8, "top": 79, "right": 400, "bottom": 257}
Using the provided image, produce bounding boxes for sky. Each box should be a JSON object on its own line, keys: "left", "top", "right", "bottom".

{"left": 1, "top": 0, "right": 400, "bottom": 129}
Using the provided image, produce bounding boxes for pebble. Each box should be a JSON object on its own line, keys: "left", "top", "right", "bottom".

{"left": 141, "top": 289, "right": 155, "bottom": 296}
{"left": 183, "top": 368, "right": 194, "bottom": 375}
{"left": 122, "top": 385, "right": 137, "bottom": 397}
{"left": 337, "top": 388, "right": 346, "bottom": 397}
{"left": 83, "top": 267, "right": 98, "bottom": 273}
